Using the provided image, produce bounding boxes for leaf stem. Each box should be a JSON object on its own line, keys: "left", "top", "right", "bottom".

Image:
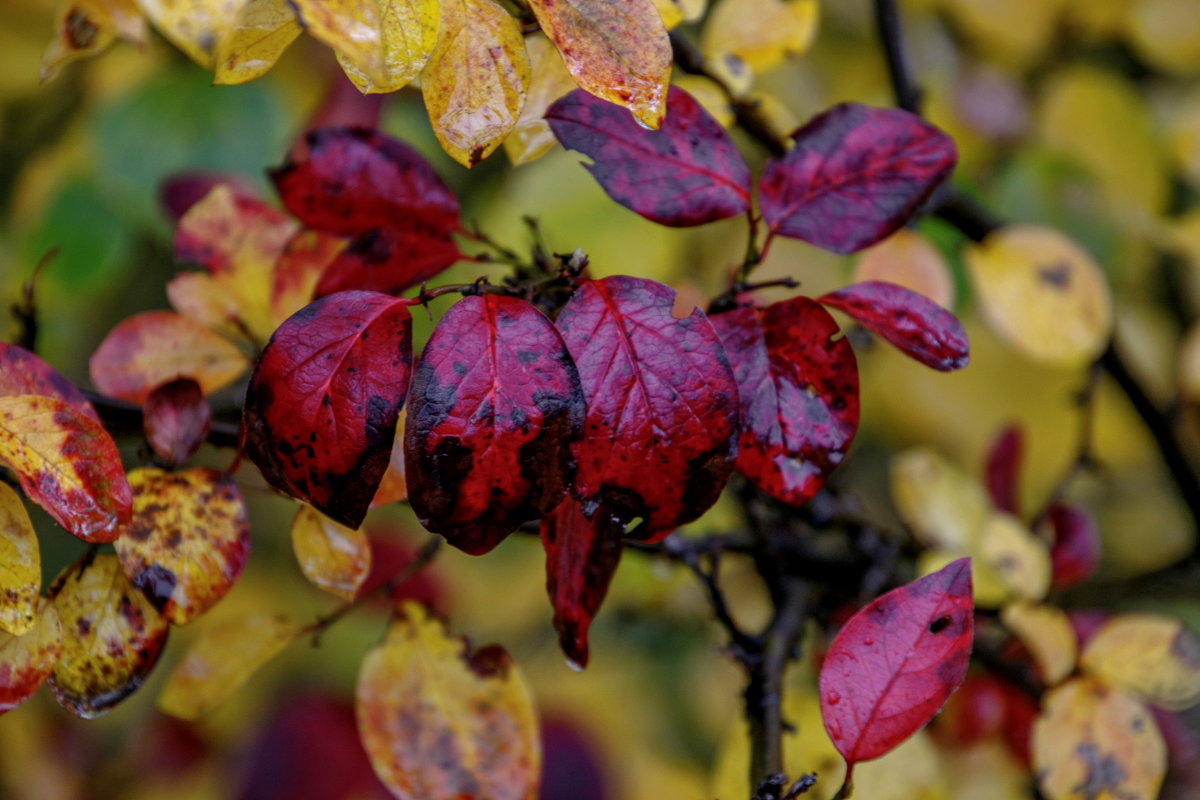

{"left": 830, "top": 763, "right": 854, "bottom": 800}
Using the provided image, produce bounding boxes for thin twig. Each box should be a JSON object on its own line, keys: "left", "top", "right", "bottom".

{"left": 10, "top": 248, "right": 57, "bottom": 352}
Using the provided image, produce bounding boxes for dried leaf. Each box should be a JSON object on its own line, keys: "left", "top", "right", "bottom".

{"left": 158, "top": 612, "right": 300, "bottom": 720}
{"left": 0, "top": 483, "right": 41, "bottom": 636}
{"left": 113, "top": 468, "right": 250, "bottom": 625}
{"left": 41, "top": 0, "right": 145, "bottom": 82}
{"left": 1081, "top": 614, "right": 1200, "bottom": 711}
{"left": 979, "top": 512, "right": 1051, "bottom": 602}
{"left": 356, "top": 602, "right": 539, "bottom": 800}
{"left": 0, "top": 395, "right": 131, "bottom": 543}
{"left": 1001, "top": 601, "right": 1077, "bottom": 686}
{"left": 47, "top": 554, "right": 169, "bottom": 718}
{"left": 701, "top": 0, "right": 817, "bottom": 73}
{"left": 143, "top": 378, "right": 212, "bottom": 465}
{"left": 290, "top": 506, "right": 371, "bottom": 601}
{"left": 0, "top": 601, "right": 62, "bottom": 715}
{"left": 213, "top": 0, "right": 302, "bottom": 85}
{"left": 852, "top": 229, "right": 955, "bottom": 310}
{"left": 503, "top": 34, "right": 578, "bottom": 166}
{"left": 0, "top": 343, "right": 100, "bottom": 423}
{"left": 136, "top": 0, "right": 246, "bottom": 68}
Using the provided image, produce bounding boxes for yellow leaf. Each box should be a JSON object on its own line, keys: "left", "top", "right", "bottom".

{"left": 918, "top": 549, "right": 1008, "bottom": 609}
{"left": 1081, "top": 613, "right": 1200, "bottom": 711}
{"left": 979, "top": 512, "right": 1050, "bottom": 602}
{"left": 939, "top": 0, "right": 1064, "bottom": 67}
{"left": 660, "top": 0, "right": 705, "bottom": 24}
{"left": 1127, "top": 0, "right": 1200, "bottom": 75}
{"left": 1000, "top": 601, "right": 1077, "bottom": 685}
{"left": 0, "top": 600, "right": 62, "bottom": 715}
{"left": 113, "top": 468, "right": 250, "bottom": 626}
{"left": 421, "top": 0, "right": 530, "bottom": 168}
{"left": 291, "top": 0, "right": 440, "bottom": 94}
{"left": 41, "top": 0, "right": 146, "bottom": 83}
{"left": 212, "top": 0, "right": 301, "bottom": 85}
{"left": 1061, "top": 0, "right": 1134, "bottom": 40}
{"left": 290, "top": 506, "right": 371, "bottom": 601}
{"left": 890, "top": 446, "right": 991, "bottom": 552}
{"left": 940, "top": 740, "right": 1031, "bottom": 800}
{"left": 135, "top": 0, "right": 247, "bottom": 68}
{"left": 47, "top": 554, "right": 169, "bottom": 718}
{"left": 503, "top": 34, "right": 578, "bottom": 167}
{"left": 356, "top": 602, "right": 539, "bottom": 800}
{"left": 0, "top": 483, "right": 39, "bottom": 636}
{"left": 965, "top": 225, "right": 1114, "bottom": 368}
{"left": 158, "top": 612, "right": 300, "bottom": 720}
{"left": 1165, "top": 89, "right": 1200, "bottom": 188}
{"left": 1033, "top": 677, "right": 1165, "bottom": 800}
{"left": 700, "top": 0, "right": 817, "bottom": 74}
{"left": 853, "top": 229, "right": 955, "bottom": 310}
{"left": 1178, "top": 321, "right": 1200, "bottom": 403}
{"left": 527, "top": 0, "right": 672, "bottom": 129}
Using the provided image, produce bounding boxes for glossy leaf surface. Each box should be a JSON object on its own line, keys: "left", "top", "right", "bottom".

{"left": 818, "top": 281, "right": 969, "bottom": 371}
{"left": 759, "top": 103, "right": 957, "bottom": 254}
{"left": 113, "top": 468, "right": 251, "bottom": 625}
{"left": 143, "top": 378, "right": 211, "bottom": 465}
{"left": 357, "top": 603, "right": 539, "bottom": 800}
{"left": 48, "top": 554, "right": 169, "bottom": 718}
{"left": 314, "top": 226, "right": 462, "bottom": 299}
{"left": 290, "top": 505, "right": 371, "bottom": 601}
{"left": 0, "top": 343, "right": 100, "bottom": 422}
{"left": 406, "top": 295, "right": 583, "bottom": 554}
{"left": 546, "top": 87, "right": 751, "bottom": 227}
{"left": 819, "top": 557, "right": 974, "bottom": 764}
{"left": 0, "top": 600, "right": 62, "bottom": 715}
{"left": 711, "top": 299, "right": 859, "bottom": 506}
{"left": 0, "top": 395, "right": 131, "bottom": 542}
{"left": 555, "top": 276, "right": 738, "bottom": 538}
{"left": 1082, "top": 614, "right": 1200, "bottom": 711}
{"left": 243, "top": 291, "right": 414, "bottom": 528}
{"left": 213, "top": 0, "right": 302, "bottom": 85}
{"left": 0, "top": 483, "right": 41, "bottom": 636}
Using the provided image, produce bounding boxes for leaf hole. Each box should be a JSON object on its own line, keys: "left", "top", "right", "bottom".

{"left": 928, "top": 615, "right": 952, "bottom": 634}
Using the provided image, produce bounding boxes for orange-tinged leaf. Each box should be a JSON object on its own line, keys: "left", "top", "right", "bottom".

{"left": 47, "top": 554, "right": 169, "bottom": 718}
{"left": 965, "top": 225, "right": 1113, "bottom": 368}
{"left": 421, "top": 0, "right": 530, "bottom": 167}
{"left": 113, "top": 467, "right": 250, "bottom": 626}
{"left": 1001, "top": 601, "right": 1077, "bottom": 686}
{"left": 213, "top": 0, "right": 302, "bottom": 84}
{"left": 270, "top": 230, "right": 347, "bottom": 326}
{"left": 1033, "top": 677, "right": 1165, "bottom": 800}
{"left": 853, "top": 229, "right": 955, "bottom": 310}
{"left": 371, "top": 426, "right": 408, "bottom": 507}
{"left": 356, "top": 602, "right": 540, "bottom": 800}
{"left": 41, "top": 0, "right": 146, "bottom": 83}
{"left": 291, "top": 0, "right": 440, "bottom": 94}
{"left": 90, "top": 311, "right": 250, "bottom": 403}
{"left": 0, "top": 396, "right": 131, "bottom": 543}
{"left": 503, "top": 34, "right": 579, "bottom": 166}
{"left": 527, "top": 0, "right": 672, "bottom": 129}
{"left": 0, "top": 483, "right": 41, "bottom": 636}
{"left": 290, "top": 506, "right": 371, "bottom": 601}
{"left": 701, "top": 0, "right": 817, "bottom": 74}
{"left": 136, "top": 0, "right": 247, "bottom": 68}
{"left": 0, "top": 600, "right": 62, "bottom": 715}
{"left": 157, "top": 612, "right": 300, "bottom": 720}
{"left": 1081, "top": 614, "right": 1200, "bottom": 711}
{"left": 979, "top": 512, "right": 1051, "bottom": 602}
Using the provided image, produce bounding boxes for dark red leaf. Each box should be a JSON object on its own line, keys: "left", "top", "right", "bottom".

{"left": 540, "top": 498, "right": 624, "bottom": 669}
{"left": 711, "top": 299, "right": 859, "bottom": 506}
{"left": 1047, "top": 502, "right": 1100, "bottom": 589}
{"left": 270, "top": 127, "right": 460, "bottom": 238}
{"left": 0, "top": 343, "right": 99, "bottom": 423}
{"left": 984, "top": 424, "right": 1023, "bottom": 515}
{"left": 758, "top": 103, "right": 957, "bottom": 254}
{"left": 404, "top": 295, "right": 584, "bottom": 555}
{"left": 817, "top": 281, "right": 969, "bottom": 371}
{"left": 314, "top": 226, "right": 462, "bottom": 299}
{"left": 159, "top": 172, "right": 259, "bottom": 221}
{"left": 243, "top": 290, "right": 414, "bottom": 528}
{"left": 555, "top": 276, "right": 739, "bottom": 539}
{"left": 545, "top": 87, "right": 751, "bottom": 227}
{"left": 819, "top": 557, "right": 974, "bottom": 764}
{"left": 143, "top": 379, "right": 211, "bottom": 466}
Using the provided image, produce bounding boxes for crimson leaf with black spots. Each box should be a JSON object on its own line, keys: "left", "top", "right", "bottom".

{"left": 314, "top": 226, "right": 464, "bottom": 300}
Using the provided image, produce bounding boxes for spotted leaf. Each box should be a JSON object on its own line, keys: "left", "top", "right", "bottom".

{"left": 0, "top": 343, "right": 99, "bottom": 422}
{"left": 0, "top": 483, "right": 41, "bottom": 636}
{"left": 1081, "top": 614, "right": 1200, "bottom": 711}
{"left": 0, "top": 600, "right": 62, "bottom": 715}
{"left": 314, "top": 226, "right": 462, "bottom": 299}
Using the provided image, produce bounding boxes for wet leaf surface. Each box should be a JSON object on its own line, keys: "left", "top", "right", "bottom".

{"left": 0, "top": 600, "right": 62, "bottom": 715}
{"left": 1082, "top": 614, "right": 1200, "bottom": 711}
{"left": 0, "top": 343, "right": 100, "bottom": 423}
{"left": 0, "top": 483, "right": 41, "bottom": 636}
{"left": 213, "top": 0, "right": 302, "bottom": 85}
{"left": 143, "top": 378, "right": 211, "bottom": 466}
{"left": 290, "top": 505, "right": 371, "bottom": 601}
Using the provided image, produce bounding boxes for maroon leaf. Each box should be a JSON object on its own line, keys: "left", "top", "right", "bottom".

{"left": 0, "top": 343, "right": 99, "bottom": 423}
{"left": 984, "top": 424, "right": 1023, "bottom": 515}
{"left": 1047, "top": 502, "right": 1100, "bottom": 589}
{"left": 314, "top": 226, "right": 462, "bottom": 299}
{"left": 243, "top": 291, "right": 414, "bottom": 528}
{"left": 817, "top": 281, "right": 969, "bottom": 371}
{"left": 711, "top": 299, "right": 859, "bottom": 507}
{"left": 159, "top": 172, "right": 260, "bottom": 221}
{"left": 545, "top": 87, "right": 751, "bottom": 227}
{"left": 758, "top": 103, "right": 957, "bottom": 254}
{"left": 541, "top": 498, "right": 624, "bottom": 669}
{"left": 270, "top": 126, "right": 460, "bottom": 238}
{"left": 555, "top": 276, "right": 739, "bottom": 539}
{"left": 143, "top": 379, "right": 211, "bottom": 466}
{"left": 819, "top": 558, "right": 974, "bottom": 765}
{"left": 404, "top": 295, "right": 584, "bottom": 555}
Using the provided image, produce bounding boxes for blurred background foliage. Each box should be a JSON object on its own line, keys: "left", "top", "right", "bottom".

{"left": 1, "top": 0, "right": 1200, "bottom": 797}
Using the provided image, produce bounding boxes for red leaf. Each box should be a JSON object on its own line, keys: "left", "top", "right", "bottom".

{"left": 545, "top": 87, "right": 751, "bottom": 227}
{"left": 405, "top": 295, "right": 584, "bottom": 555}
{"left": 758, "top": 104, "right": 957, "bottom": 254}
{"left": 159, "top": 171, "right": 259, "bottom": 221}
{"left": 540, "top": 498, "right": 624, "bottom": 669}
{"left": 243, "top": 291, "right": 414, "bottom": 528}
{"left": 817, "top": 281, "right": 969, "bottom": 371}
{"left": 555, "top": 276, "right": 739, "bottom": 538}
{"left": 314, "top": 226, "right": 462, "bottom": 299}
{"left": 1047, "top": 502, "right": 1100, "bottom": 589}
{"left": 270, "top": 126, "right": 460, "bottom": 238}
{"left": 819, "top": 557, "right": 974, "bottom": 764}
{"left": 984, "top": 424, "right": 1023, "bottom": 515}
{"left": 711, "top": 299, "right": 858, "bottom": 506}
{"left": 0, "top": 343, "right": 99, "bottom": 423}
{"left": 173, "top": 190, "right": 296, "bottom": 275}
{"left": 143, "top": 379, "right": 211, "bottom": 465}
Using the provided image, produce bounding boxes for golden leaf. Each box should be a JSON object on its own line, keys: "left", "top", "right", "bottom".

{"left": 0, "top": 483, "right": 40, "bottom": 636}
{"left": 270, "top": 230, "right": 347, "bottom": 325}
{"left": 979, "top": 512, "right": 1051, "bottom": 602}
{"left": 701, "top": 0, "right": 817, "bottom": 74}
{"left": 503, "top": 34, "right": 578, "bottom": 166}
{"left": 41, "top": 0, "right": 145, "bottom": 82}
{"left": 212, "top": 0, "right": 302, "bottom": 84}
{"left": 891, "top": 446, "right": 991, "bottom": 553}
{"left": 0, "top": 601, "right": 62, "bottom": 715}
{"left": 1081, "top": 613, "right": 1200, "bottom": 711}
{"left": 1000, "top": 601, "right": 1077, "bottom": 686}
{"left": 136, "top": 0, "right": 247, "bottom": 69}
{"left": 290, "top": 505, "right": 371, "bottom": 601}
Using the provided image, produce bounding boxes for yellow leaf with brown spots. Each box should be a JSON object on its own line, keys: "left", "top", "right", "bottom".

{"left": 0, "top": 483, "right": 40, "bottom": 636}
{"left": 979, "top": 512, "right": 1051, "bottom": 602}
{"left": 212, "top": 0, "right": 301, "bottom": 85}
{"left": 701, "top": 0, "right": 817, "bottom": 74}
{"left": 41, "top": 0, "right": 146, "bottom": 82}
{"left": 527, "top": 0, "right": 672, "bottom": 129}
{"left": 0, "top": 396, "right": 131, "bottom": 543}
{"left": 503, "top": 34, "right": 578, "bottom": 166}
{"left": 965, "top": 225, "right": 1114, "bottom": 368}
{"left": 290, "top": 506, "right": 371, "bottom": 601}
{"left": 158, "top": 612, "right": 300, "bottom": 719}
{"left": 270, "top": 230, "right": 347, "bottom": 326}
{"left": 891, "top": 446, "right": 991, "bottom": 553}
{"left": 291, "top": 0, "right": 440, "bottom": 94}
{"left": 135, "top": 0, "right": 247, "bottom": 68}
{"left": 89, "top": 311, "right": 250, "bottom": 404}
{"left": 421, "top": 0, "right": 530, "bottom": 168}
{"left": 1033, "top": 677, "right": 1165, "bottom": 800}
{"left": 1001, "top": 601, "right": 1077, "bottom": 686}
{"left": 0, "top": 600, "right": 62, "bottom": 715}
{"left": 854, "top": 229, "right": 955, "bottom": 310}
{"left": 1081, "top": 613, "right": 1200, "bottom": 710}
{"left": 114, "top": 468, "right": 250, "bottom": 626}
{"left": 47, "top": 554, "right": 169, "bottom": 719}
{"left": 356, "top": 602, "right": 539, "bottom": 800}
